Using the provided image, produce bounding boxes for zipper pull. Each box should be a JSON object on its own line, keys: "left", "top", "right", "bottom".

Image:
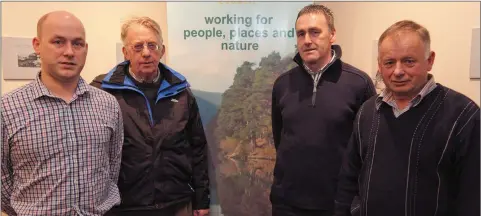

{"left": 311, "top": 86, "right": 317, "bottom": 107}
{"left": 188, "top": 183, "right": 195, "bottom": 192}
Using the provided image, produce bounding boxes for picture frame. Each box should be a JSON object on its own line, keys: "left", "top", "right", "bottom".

{"left": 2, "top": 37, "right": 40, "bottom": 80}
{"left": 371, "top": 39, "right": 379, "bottom": 79}
{"left": 116, "top": 42, "right": 126, "bottom": 64}
{"left": 469, "top": 27, "right": 480, "bottom": 80}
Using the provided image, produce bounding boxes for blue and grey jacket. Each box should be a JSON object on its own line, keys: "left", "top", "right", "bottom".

{"left": 91, "top": 60, "right": 210, "bottom": 211}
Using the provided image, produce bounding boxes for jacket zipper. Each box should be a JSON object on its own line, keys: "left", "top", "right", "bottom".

{"left": 312, "top": 74, "right": 319, "bottom": 107}
{"left": 310, "top": 57, "right": 337, "bottom": 107}
{"left": 188, "top": 183, "right": 195, "bottom": 192}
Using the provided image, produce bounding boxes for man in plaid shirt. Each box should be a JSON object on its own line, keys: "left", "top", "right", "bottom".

{"left": 1, "top": 11, "right": 124, "bottom": 215}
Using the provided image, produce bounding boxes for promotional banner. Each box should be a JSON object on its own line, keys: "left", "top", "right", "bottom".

{"left": 167, "top": 2, "right": 309, "bottom": 215}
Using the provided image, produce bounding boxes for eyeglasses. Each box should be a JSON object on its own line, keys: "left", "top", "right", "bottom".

{"left": 131, "top": 42, "right": 161, "bottom": 52}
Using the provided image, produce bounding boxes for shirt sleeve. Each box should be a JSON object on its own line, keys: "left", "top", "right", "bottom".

{"left": 453, "top": 103, "right": 480, "bottom": 216}
{"left": 2, "top": 112, "right": 16, "bottom": 216}
{"left": 110, "top": 102, "right": 124, "bottom": 184}
{"left": 362, "top": 77, "right": 376, "bottom": 105}
{"left": 186, "top": 91, "right": 210, "bottom": 210}
{"left": 335, "top": 105, "right": 365, "bottom": 216}
{"left": 271, "top": 82, "right": 282, "bottom": 149}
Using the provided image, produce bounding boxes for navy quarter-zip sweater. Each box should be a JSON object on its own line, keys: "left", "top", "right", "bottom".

{"left": 270, "top": 45, "right": 376, "bottom": 210}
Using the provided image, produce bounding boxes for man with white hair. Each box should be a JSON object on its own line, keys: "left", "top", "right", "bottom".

{"left": 91, "top": 16, "right": 210, "bottom": 216}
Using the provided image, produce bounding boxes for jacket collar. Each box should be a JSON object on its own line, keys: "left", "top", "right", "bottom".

{"left": 103, "top": 60, "right": 188, "bottom": 90}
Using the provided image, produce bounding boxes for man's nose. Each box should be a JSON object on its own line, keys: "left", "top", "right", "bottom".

{"left": 141, "top": 46, "right": 151, "bottom": 57}
{"left": 63, "top": 43, "right": 74, "bottom": 57}
{"left": 141, "top": 44, "right": 151, "bottom": 57}
{"left": 393, "top": 62, "right": 405, "bottom": 77}
{"left": 304, "top": 33, "right": 312, "bottom": 44}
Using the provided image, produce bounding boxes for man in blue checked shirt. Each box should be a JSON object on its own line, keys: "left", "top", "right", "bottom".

{"left": 1, "top": 11, "right": 124, "bottom": 215}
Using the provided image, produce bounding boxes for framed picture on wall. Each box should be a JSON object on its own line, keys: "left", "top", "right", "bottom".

{"left": 371, "top": 39, "right": 378, "bottom": 78}
{"left": 116, "top": 42, "right": 126, "bottom": 64}
{"left": 2, "top": 37, "right": 40, "bottom": 80}
{"left": 469, "top": 27, "right": 480, "bottom": 80}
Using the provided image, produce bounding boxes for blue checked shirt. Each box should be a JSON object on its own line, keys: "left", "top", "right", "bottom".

{"left": 1, "top": 74, "right": 124, "bottom": 215}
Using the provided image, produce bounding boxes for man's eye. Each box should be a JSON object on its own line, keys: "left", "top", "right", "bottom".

{"left": 73, "top": 42, "right": 85, "bottom": 47}
{"left": 147, "top": 43, "right": 158, "bottom": 49}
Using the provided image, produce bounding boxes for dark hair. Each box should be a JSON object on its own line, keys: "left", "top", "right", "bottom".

{"left": 296, "top": 4, "right": 335, "bottom": 32}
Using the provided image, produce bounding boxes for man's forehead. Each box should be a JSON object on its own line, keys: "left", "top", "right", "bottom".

{"left": 128, "top": 38, "right": 161, "bottom": 44}
{"left": 42, "top": 26, "right": 85, "bottom": 39}
{"left": 379, "top": 45, "right": 423, "bottom": 60}
{"left": 381, "top": 34, "right": 423, "bottom": 49}
{"left": 41, "top": 18, "right": 85, "bottom": 38}
{"left": 126, "top": 34, "right": 162, "bottom": 44}
{"left": 296, "top": 13, "right": 327, "bottom": 30}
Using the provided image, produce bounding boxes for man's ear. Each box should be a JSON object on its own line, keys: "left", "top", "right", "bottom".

{"left": 427, "top": 51, "right": 435, "bottom": 71}
{"left": 122, "top": 46, "right": 129, "bottom": 61}
{"left": 159, "top": 44, "right": 166, "bottom": 59}
{"left": 329, "top": 29, "right": 336, "bottom": 44}
{"left": 32, "top": 37, "right": 40, "bottom": 55}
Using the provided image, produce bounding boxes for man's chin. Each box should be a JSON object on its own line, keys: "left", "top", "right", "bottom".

{"left": 300, "top": 54, "right": 318, "bottom": 62}
{"left": 55, "top": 73, "right": 80, "bottom": 82}
{"left": 302, "top": 58, "right": 319, "bottom": 65}
{"left": 138, "top": 70, "right": 157, "bottom": 75}
{"left": 388, "top": 86, "right": 416, "bottom": 97}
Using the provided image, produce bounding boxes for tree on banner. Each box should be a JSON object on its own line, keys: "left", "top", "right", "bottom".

{"left": 211, "top": 51, "right": 297, "bottom": 216}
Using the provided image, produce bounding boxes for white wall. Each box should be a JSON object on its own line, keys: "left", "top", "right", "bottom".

{"left": 321, "top": 2, "right": 480, "bottom": 104}
{"left": 1, "top": 2, "right": 168, "bottom": 94}
{"left": 2, "top": 2, "right": 480, "bottom": 105}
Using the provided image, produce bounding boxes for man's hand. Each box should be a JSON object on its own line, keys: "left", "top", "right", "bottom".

{"left": 193, "top": 209, "right": 209, "bottom": 216}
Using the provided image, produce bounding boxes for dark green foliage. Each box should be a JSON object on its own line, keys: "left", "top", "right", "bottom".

{"left": 215, "top": 51, "right": 297, "bottom": 158}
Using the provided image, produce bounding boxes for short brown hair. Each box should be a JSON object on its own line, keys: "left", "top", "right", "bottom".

{"left": 378, "top": 20, "right": 431, "bottom": 58}
{"left": 121, "top": 16, "right": 163, "bottom": 45}
{"left": 296, "top": 4, "right": 335, "bottom": 32}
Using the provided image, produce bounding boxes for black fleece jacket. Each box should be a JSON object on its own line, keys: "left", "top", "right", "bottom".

{"left": 270, "top": 45, "right": 375, "bottom": 210}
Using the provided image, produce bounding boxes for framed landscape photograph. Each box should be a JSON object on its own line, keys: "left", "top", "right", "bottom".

{"left": 2, "top": 37, "right": 40, "bottom": 80}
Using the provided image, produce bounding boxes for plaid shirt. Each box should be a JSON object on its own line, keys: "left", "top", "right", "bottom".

{"left": 375, "top": 74, "right": 438, "bottom": 117}
{"left": 1, "top": 74, "right": 124, "bottom": 215}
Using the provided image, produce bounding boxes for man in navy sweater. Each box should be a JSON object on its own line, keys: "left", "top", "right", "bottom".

{"left": 335, "top": 20, "right": 480, "bottom": 216}
{"left": 270, "top": 4, "right": 376, "bottom": 216}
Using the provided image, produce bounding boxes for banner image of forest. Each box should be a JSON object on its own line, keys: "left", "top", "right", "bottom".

{"left": 192, "top": 51, "right": 297, "bottom": 216}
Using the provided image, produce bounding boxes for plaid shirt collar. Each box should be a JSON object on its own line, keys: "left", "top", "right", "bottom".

{"left": 375, "top": 74, "right": 437, "bottom": 111}
{"left": 32, "top": 71, "right": 89, "bottom": 100}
